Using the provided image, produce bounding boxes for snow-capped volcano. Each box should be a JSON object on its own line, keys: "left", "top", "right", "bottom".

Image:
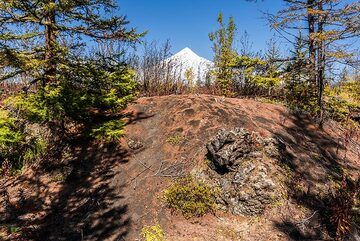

{"left": 165, "top": 47, "right": 214, "bottom": 84}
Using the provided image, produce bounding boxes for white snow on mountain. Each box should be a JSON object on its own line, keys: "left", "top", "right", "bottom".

{"left": 165, "top": 47, "right": 214, "bottom": 84}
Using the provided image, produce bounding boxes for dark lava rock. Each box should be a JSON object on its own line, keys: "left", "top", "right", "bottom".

{"left": 205, "top": 128, "right": 283, "bottom": 216}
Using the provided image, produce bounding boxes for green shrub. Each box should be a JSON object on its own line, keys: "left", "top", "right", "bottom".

{"left": 3, "top": 56, "right": 137, "bottom": 146}
{"left": 141, "top": 224, "right": 166, "bottom": 241}
{"left": 4, "top": 94, "right": 48, "bottom": 123}
{"left": 23, "top": 137, "right": 47, "bottom": 163}
{"left": 7, "top": 226, "right": 21, "bottom": 234}
{"left": 0, "top": 109, "right": 23, "bottom": 152}
{"left": 0, "top": 108, "right": 47, "bottom": 173}
{"left": 166, "top": 134, "right": 183, "bottom": 145}
{"left": 0, "top": 109, "right": 24, "bottom": 170}
{"left": 163, "top": 175, "right": 217, "bottom": 218}
{"left": 5, "top": 62, "right": 137, "bottom": 125}
{"left": 324, "top": 83, "right": 360, "bottom": 124}
{"left": 90, "top": 119, "right": 125, "bottom": 142}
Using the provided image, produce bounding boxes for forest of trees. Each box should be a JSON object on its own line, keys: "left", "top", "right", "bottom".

{"left": 208, "top": 0, "right": 359, "bottom": 125}
{"left": 0, "top": 0, "right": 144, "bottom": 171}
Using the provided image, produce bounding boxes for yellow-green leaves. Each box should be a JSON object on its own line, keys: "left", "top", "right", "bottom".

{"left": 0, "top": 109, "right": 23, "bottom": 150}
{"left": 209, "top": 12, "right": 238, "bottom": 96}
{"left": 141, "top": 225, "right": 166, "bottom": 241}
{"left": 90, "top": 119, "right": 125, "bottom": 142}
{"left": 163, "top": 175, "right": 218, "bottom": 218}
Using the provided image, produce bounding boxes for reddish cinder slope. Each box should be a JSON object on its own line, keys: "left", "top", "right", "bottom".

{"left": 1, "top": 94, "right": 359, "bottom": 241}
{"left": 117, "top": 94, "right": 359, "bottom": 240}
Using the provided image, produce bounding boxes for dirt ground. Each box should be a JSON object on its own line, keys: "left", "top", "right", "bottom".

{"left": 1, "top": 94, "right": 359, "bottom": 241}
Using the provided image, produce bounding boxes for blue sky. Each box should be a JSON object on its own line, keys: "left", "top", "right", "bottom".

{"left": 117, "top": 0, "right": 287, "bottom": 60}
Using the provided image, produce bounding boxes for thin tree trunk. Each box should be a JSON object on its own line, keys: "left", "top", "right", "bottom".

{"left": 317, "top": 0, "right": 325, "bottom": 126}
{"left": 44, "top": 0, "right": 57, "bottom": 85}
{"left": 307, "top": 0, "right": 317, "bottom": 87}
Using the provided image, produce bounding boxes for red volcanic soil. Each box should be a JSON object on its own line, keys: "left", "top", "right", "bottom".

{"left": 1, "top": 94, "right": 359, "bottom": 241}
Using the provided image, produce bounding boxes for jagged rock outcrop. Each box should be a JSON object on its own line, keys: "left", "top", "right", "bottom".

{"left": 206, "top": 128, "right": 283, "bottom": 216}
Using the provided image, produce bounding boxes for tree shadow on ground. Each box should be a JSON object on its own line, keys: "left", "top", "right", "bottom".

{"left": 37, "top": 143, "right": 131, "bottom": 241}
{"left": 1, "top": 140, "right": 131, "bottom": 241}
{"left": 271, "top": 113, "right": 359, "bottom": 240}
{"left": 0, "top": 111, "right": 156, "bottom": 241}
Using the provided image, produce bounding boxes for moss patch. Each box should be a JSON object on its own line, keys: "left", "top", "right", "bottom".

{"left": 141, "top": 224, "right": 166, "bottom": 241}
{"left": 163, "top": 175, "right": 217, "bottom": 218}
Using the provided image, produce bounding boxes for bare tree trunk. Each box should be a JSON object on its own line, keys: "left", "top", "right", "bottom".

{"left": 307, "top": 0, "right": 317, "bottom": 86}
{"left": 317, "top": 0, "right": 325, "bottom": 125}
{"left": 44, "top": 0, "right": 57, "bottom": 85}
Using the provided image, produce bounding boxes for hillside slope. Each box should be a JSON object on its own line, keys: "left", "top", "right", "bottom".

{"left": 1, "top": 95, "right": 359, "bottom": 241}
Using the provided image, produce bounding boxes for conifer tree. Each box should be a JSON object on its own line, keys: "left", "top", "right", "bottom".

{"left": 284, "top": 33, "right": 317, "bottom": 110}
{"left": 0, "top": 0, "right": 144, "bottom": 148}
{"left": 209, "top": 13, "right": 238, "bottom": 96}
{"left": 0, "top": 0, "right": 142, "bottom": 85}
{"left": 268, "top": 0, "right": 359, "bottom": 120}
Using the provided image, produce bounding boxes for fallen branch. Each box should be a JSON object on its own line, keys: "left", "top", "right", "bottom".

{"left": 125, "top": 164, "right": 153, "bottom": 185}
{"left": 296, "top": 211, "right": 318, "bottom": 226}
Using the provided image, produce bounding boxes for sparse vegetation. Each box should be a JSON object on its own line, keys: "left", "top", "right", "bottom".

{"left": 328, "top": 177, "right": 359, "bottom": 241}
{"left": 166, "top": 134, "right": 184, "bottom": 145}
{"left": 90, "top": 119, "right": 125, "bottom": 142}
{"left": 163, "top": 175, "right": 218, "bottom": 218}
{"left": 141, "top": 224, "right": 166, "bottom": 241}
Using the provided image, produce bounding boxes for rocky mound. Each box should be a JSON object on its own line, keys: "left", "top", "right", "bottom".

{"left": 0, "top": 94, "right": 359, "bottom": 241}
{"left": 205, "top": 128, "right": 283, "bottom": 215}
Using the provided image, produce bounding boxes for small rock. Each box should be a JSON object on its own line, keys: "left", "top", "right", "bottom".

{"left": 127, "top": 138, "right": 144, "bottom": 150}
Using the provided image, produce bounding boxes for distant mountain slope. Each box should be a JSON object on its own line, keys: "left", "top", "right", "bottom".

{"left": 165, "top": 47, "right": 214, "bottom": 84}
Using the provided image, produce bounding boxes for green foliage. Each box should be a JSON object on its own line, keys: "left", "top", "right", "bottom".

{"left": 0, "top": 109, "right": 23, "bottom": 156}
{"left": 4, "top": 55, "right": 137, "bottom": 130}
{"left": 338, "top": 81, "right": 360, "bottom": 103}
{"left": 0, "top": 0, "right": 141, "bottom": 173}
{"left": 7, "top": 226, "right": 21, "bottom": 234}
{"left": 58, "top": 57, "right": 138, "bottom": 115}
{"left": 0, "top": 115, "right": 22, "bottom": 170}
{"left": 0, "top": 0, "right": 144, "bottom": 83}
{"left": 0, "top": 108, "right": 47, "bottom": 173}
{"left": 166, "top": 134, "right": 184, "bottom": 145}
{"left": 323, "top": 82, "right": 360, "bottom": 123}
{"left": 163, "top": 175, "right": 217, "bottom": 218}
{"left": 235, "top": 55, "right": 281, "bottom": 92}
{"left": 209, "top": 13, "right": 238, "bottom": 96}
{"left": 90, "top": 119, "right": 125, "bottom": 142}
{"left": 141, "top": 224, "right": 166, "bottom": 241}
{"left": 5, "top": 93, "right": 51, "bottom": 123}
{"left": 50, "top": 166, "right": 72, "bottom": 182}
{"left": 0, "top": 54, "right": 136, "bottom": 173}
{"left": 283, "top": 34, "right": 318, "bottom": 114}
{"left": 23, "top": 137, "right": 47, "bottom": 163}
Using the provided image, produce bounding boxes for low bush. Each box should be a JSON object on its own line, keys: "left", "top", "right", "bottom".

{"left": 324, "top": 83, "right": 359, "bottom": 124}
{"left": 166, "top": 134, "right": 183, "bottom": 146}
{"left": 0, "top": 108, "right": 47, "bottom": 173}
{"left": 141, "top": 224, "right": 166, "bottom": 241}
{"left": 328, "top": 177, "right": 359, "bottom": 241}
{"left": 90, "top": 119, "right": 125, "bottom": 142}
{"left": 163, "top": 175, "right": 217, "bottom": 218}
